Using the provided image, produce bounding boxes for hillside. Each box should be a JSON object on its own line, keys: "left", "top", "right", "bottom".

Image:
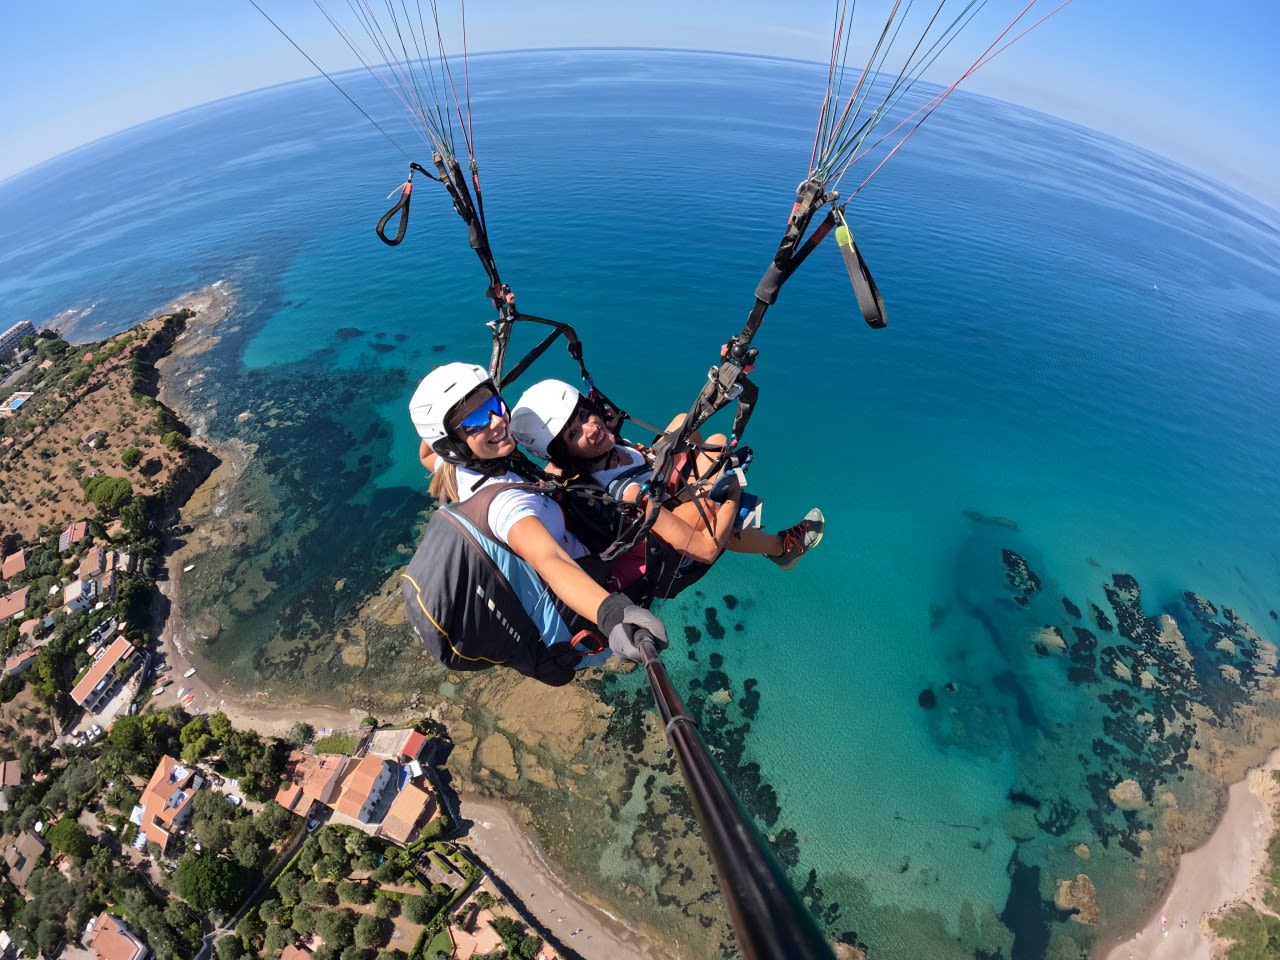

{"left": 0, "top": 313, "right": 218, "bottom": 543}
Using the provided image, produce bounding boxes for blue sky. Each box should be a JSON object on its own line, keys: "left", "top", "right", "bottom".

{"left": 1, "top": 2, "right": 1276, "bottom": 207}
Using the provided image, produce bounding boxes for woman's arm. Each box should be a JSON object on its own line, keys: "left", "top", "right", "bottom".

{"left": 506, "top": 515, "right": 612, "bottom": 625}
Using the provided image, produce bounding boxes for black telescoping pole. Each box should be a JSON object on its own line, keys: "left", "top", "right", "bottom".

{"left": 637, "top": 636, "right": 836, "bottom": 960}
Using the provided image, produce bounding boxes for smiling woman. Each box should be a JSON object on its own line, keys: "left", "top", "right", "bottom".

{"left": 400, "top": 361, "right": 669, "bottom": 686}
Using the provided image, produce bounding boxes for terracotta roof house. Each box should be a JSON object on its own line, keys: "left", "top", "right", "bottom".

{"left": 71, "top": 635, "right": 138, "bottom": 712}
{"left": 79, "top": 546, "right": 106, "bottom": 580}
{"left": 0, "top": 548, "right": 27, "bottom": 581}
{"left": 137, "top": 756, "right": 197, "bottom": 853}
{"left": 0, "top": 587, "right": 29, "bottom": 623}
{"left": 279, "top": 945, "right": 313, "bottom": 960}
{"left": 366, "top": 726, "right": 428, "bottom": 761}
{"left": 97, "top": 568, "right": 118, "bottom": 602}
{"left": 1, "top": 830, "right": 47, "bottom": 897}
{"left": 275, "top": 752, "right": 347, "bottom": 814}
{"left": 84, "top": 911, "right": 149, "bottom": 960}
{"left": 448, "top": 901, "right": 503, "bottom": 958}
{"left": 3, "top": 649, "right": 38, "bottom": 676}
{"left": 59, "top": 520, "right": 90, "bottom": 552}
{"left": 334, "top": 754, "right": 393, "bottom": 823}
{"left": 0, "top": 758, "right": 22, "bottom": 787}
{"left": 378, "top": 782, "right": 436, "bottom": 846}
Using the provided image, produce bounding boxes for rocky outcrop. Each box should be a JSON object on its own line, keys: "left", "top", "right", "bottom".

{"left": 1054, "top": 873, "right": 1099, "bottom": 925}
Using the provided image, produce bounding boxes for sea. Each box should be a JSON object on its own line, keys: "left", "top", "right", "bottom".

{"left": 2, "top": 49, "right": 1279, "bottom": 959}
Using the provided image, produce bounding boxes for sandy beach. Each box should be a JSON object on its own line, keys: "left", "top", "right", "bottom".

{"left": 142, "top": 284, "right": 668, "bottom": 958}
{"left": 1105, "top": 748, "right": 1280, "bottom": 960}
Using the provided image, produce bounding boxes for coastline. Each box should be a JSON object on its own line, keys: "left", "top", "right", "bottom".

{"left": 144, "top": 284, "right": 1280, "bottom": 960}
{"left": 1104, "top": 747, "right": 1280, "bottom": 960}
{"left": 148, "top": 283, "right": 669, "bottom": 958}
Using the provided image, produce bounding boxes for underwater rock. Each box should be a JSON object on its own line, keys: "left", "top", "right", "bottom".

{"left": 477, "top": 732, "right": 519, "bottom": 780}
{"left": 964, "top": 509, "right": 1020, "bottom": 530}
{"left": 1062, "top": 596, "right": 1082, "bottom": 619}
{"left": 431, "top": 343, "right": 447, "bottom": 352}
{"left": 703, "top": 607, "right": 726, "bottom": 640}
{"left": 1001, "top": 548, "right": 1041, "bottom": 606}
{"left": 1109, "top": 779, "right": 1145, "bottom": 810}
{"left": 918, "top": 688, "right": 937, "bottom": 709}
{"left": 1090, "top": 602, "right": 1114, "bottom": 632}
{"left": 683, "top": 625, "right": 701, "bottom": 645}
{"left": 335, "top": 326, "right": 365, "bottom": 340}
{"left": 723, "top": 594, "right": 739, "bottom": 610}
{"left": 1074, "top": 843, "right": 1091, "bottom": 860}
{"left": 1034, "top": 625, "right": 1067, "bottom": 655}
{"left": 368, "top": 342, "right": 396, "bottom": 353}
{"left": 1054, "top": 874, "right": 1099, "bottom": 925}
{"left": 929, "top": 603, "right": 948, "bottom": 629}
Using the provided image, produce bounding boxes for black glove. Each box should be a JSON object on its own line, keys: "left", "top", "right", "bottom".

{"left": 596, "top": 592, "right": 668, "bottom": 663}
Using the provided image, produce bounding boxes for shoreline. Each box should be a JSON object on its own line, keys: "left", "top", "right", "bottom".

{"left": 1104, "top": 747, "right": 1280, "bottom": 960}
{"left": 148, "top": 283, "right": 668, "bottom": 958}
{"left": 145, "top": 284, "right": 1278, "bottom": 960}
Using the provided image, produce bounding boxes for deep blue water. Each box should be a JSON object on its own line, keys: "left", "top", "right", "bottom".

{"left": 3, "top": 49, "right": 1280, "bottom": 959}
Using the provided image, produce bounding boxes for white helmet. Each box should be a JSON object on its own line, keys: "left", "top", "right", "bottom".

{"left": 409, "top": 362, "right": 493, "bottom": 460}
{"left": 511, "top": 379, "right": 582, "bottom": 460}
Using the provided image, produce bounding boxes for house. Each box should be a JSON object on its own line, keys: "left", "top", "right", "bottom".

{"left": 58, "top": 520, "right": 90, "bottom": 552}
{"left": 70, "top": 635, "right": 138, "bottom": 712}
{"left": 377, "top": 781, "right": 436, "bottom": 846}
{"left": 136, "top": 756, "right": 197, "bottom": 853}
{"left": 82, "top": 429, "right": 108, "bottom": 449}
{"left": 83, "top": 911, "right": 149, "bottom": 960}
{"left": 366, "top": 726, "right": 427, "bottom": 762}
{"left": 79, "top": 546, "right": 106, "bottom": 581}
{"left": 279, "top": 945, "right": 313, "bottom": 960}
{"left": 333, "top": 754, "right": 393, "bottom": 823}
{"left": 0, "top": 548, "right": 26, "bottom": 581}
{"left": 1, "top": 830, "right": 47, "bottom": 897}
{"left": 447, "top": 900, "right": 503, "bottom": 958}
{"left": 0, "top": 759, "right": 21, "bottom": 788}
{"left": 275, "top": 752, "right": 347, "bottom": 814}
{"left": 4, "top": 649, "right": 38, "bottom": 676}
{"left": 64, "top": 578, "right": 98, "bottom": 614}
{"left": 97, "top": 569, "right": 118, "bottom": 603}
{"left": 0, "top": 587, "right": 28, "bottom": 624}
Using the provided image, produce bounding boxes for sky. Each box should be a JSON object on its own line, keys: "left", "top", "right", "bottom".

{"left": 1, "top": 2, "right": 1277, "bottom": 208}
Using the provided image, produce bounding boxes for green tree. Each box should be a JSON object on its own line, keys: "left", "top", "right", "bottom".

{"left": 215, "top": 933, "right": 247, "bottom": 960}
{"left": 175, "top": 853, "right": 242, "bottom": 913}
{"left": 354, "top": 913, "right": 386, "bottom": 949}
{"left": 120, "top": 447, "right": 143, "bottom": 469}
{"left": 45, "top": 817, "right": 93, "bottom": 864}
{"left": 263, "top": 924, "right": 293, "bottom": 955}
{"left": 315, "top": 908, "right": 357, "bottom": 949}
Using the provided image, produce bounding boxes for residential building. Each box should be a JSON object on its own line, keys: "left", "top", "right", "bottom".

{"left": 334, "top": 754, "right": 393, "bottom": 823}
{"left": 64, "top": 578, "right": 98, "bottom": 614}
{"left": 83, "top": 911, "right": 149, "bottom": 960}
{"left": 136, "top": 756, "right": 197, "bottom": 854}
{"left": 0, "top": 587, "right": 28, "bottom": 624}
{"left": 0, "top": 321, "right": 35, "bottom": 359}
{"left": 448, "top": 900, "right": 503, "bottom": 958}
{"left": 0, "top": 548, "right": 26, "bottom": 581}
{"left": 70, "top": 635, "right": 138, "bottom": 712}
{"left": 0, "top": 759, "right": 21, "bottom": 789}
{"left": 58, "top": 520, "right": 90, "bottom": 552}
{"left": 366, "top": 726, "right": 428, "bottom": 762}
{"left": 1, "top": 830, "right": 46, "bottom": 897}
{"left": 378, "top": 781, "right": 436, "bottom": 846}
{"left": 279, "top": 945, "right": 313, "bottom": 960}
{"left": 275, "top": 752, "right": 347, "bottom": 814}
{"left": 79, "top": 546, "right": 106, "bottom": 581}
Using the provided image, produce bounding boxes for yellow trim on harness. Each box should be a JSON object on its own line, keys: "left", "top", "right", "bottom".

{"left": 400, "top": 571, "right": 508, "bottom": 665}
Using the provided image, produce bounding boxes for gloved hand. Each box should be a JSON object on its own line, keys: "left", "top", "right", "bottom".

{"left": 596, "top": 592, "right": 668, "bottom": 663}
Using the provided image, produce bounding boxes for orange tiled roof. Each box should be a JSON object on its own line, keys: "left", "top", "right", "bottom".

{"left": 70, "top": 635, "right": 135, "bottom": 707}
{"left": 334, "top": 754, "right": 390, "bottom": 820}
{"left": 379, "top": 782, "right": 435, "bottom": 845}
{"left": 85, "top": 911, "right": 148, "bottom": 960}
{"left": 1, "top": 548, "right": 27, "bottom": 580}
{"left": 275, "top": 752, "right": 347, "bottom": 812}
{"left": 138, "top": 755, "right": 197, "bottom": 852}
{"left": 0, "top": 587, "right": 29, "bottom": 621}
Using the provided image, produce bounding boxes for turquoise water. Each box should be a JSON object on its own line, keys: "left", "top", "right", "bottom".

{"left": 3, "top": 50, "right": 1280, "bottom": 958}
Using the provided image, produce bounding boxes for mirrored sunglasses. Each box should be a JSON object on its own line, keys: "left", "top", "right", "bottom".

{"left": 456, "top": 394, "right": 507, "bottom": 435}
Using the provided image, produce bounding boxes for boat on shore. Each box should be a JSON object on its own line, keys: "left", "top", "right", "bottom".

{"left": 183, "top": 667, "right": 197, "bottom": 678}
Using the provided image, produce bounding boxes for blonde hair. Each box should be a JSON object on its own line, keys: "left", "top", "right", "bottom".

{"left": 428, "top": 460, "right": 459, "bottom": 503}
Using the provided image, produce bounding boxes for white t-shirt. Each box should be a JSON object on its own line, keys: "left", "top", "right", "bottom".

{"left": 456, "top": 465, "right": 588, "bottom": 559}
{"left": 590, "top": 445, "right": 648, "bottom": 498}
